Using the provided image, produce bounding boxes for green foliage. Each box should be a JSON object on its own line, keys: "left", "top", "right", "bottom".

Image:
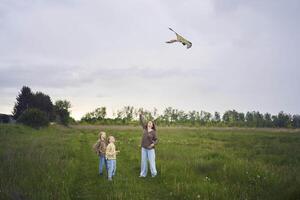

{"left": 13, "top": 86, "right": 33, "bottom": 120}
{"left": 80, "top": 106, "right": 299, "bottom": 128}
{"left": 292, "top": 115, "right": 300, "bottom": 128}
{"left": 13, "top": 86, "right": 55, "bottom": 121}
{"left": 223, "top": 110, "right": 245, "bottom": 126}
{"left": 264, "top": 113, "right": 273, "bottom": 127}
{"left": 17, "top": 108, "right": 49, "bottom": 128}
{"left": 1, "top": 125, "right": 300, "bottom": 199}
{"left": 31, "top": 91, "right": 55, "bottom": 121}
{"left": 272, "top": 111, "right": 292, "bottom": 128}
{"left": 54, "top": 100, "right": 71, "bottom": 126}
{"left": 213, "top": 112, "right": 221, "bottom": 123}
{"left": 81, "top": 107, "right": 106, "bottom": 123}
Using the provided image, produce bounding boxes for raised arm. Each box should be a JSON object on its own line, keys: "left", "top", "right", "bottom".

{"left": 139, "top": 114, "right": 146, "bottom": 130}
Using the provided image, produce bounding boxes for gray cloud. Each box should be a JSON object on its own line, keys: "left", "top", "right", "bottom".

{"left": 0, "top": 0, "right": 300, "bottom": 119}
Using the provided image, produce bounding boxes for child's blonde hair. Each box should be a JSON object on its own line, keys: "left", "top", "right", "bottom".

{"left": 108, "top": 136, "right": 115, "bottom": 143}
{"left": 98, "top": 131, "right": 106, "bottom": 140}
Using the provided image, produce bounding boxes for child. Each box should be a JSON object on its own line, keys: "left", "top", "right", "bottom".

{"left": 106, "top": 136, "right": 120, "bottom": 181}
{"left": 93, "top": 131, "right": 107, "bottom": 175}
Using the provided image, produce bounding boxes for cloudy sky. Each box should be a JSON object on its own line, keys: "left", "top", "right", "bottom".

{"left": 0, "top": 0, "right": 299, "bottom": 119}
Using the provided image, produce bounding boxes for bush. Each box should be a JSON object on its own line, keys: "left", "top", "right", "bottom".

{"left": 17, "top": 108, "right": 49, "bottom": 128}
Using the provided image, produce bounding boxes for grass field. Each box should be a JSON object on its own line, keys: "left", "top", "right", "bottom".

{"left": 0, "top": 124, "right": 300, "bottom": 200}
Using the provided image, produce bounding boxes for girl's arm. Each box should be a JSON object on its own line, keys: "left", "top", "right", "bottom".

{"left": 139, "top": 114, "right": 146, "bottom": 130}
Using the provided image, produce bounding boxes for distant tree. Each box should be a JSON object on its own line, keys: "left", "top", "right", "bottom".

{"left": 152, "top": 108, "right": 158, "bottom": 119}
{"left": 213, "top": 112, "right": 221, "bottom": 123}
{"left": 163, "top": 107, "right": 173, "bottom": 124}
{"left": 292, "top": 115, "right": 300, "bottom": 128}
{"left": 222, "top": 111, "right": 230, "bottom": 123}
{"left": 17, "top": 108, "right": 49, "bottom": 128}
{"left": 54, "top": 100, "right": 71, "bottom": 126}
{"left": 222, "top": 110, "right": 245, "bottom": 126}
{"left": 81, "top": 112, "right": 94, "bottom": 123}
{"left": 177, "top": 110, "right": 188, "bottom": 124}
{"left": 273, "top": 111, "right": 292, "bottom": 128}
{"left": 238, "top": 112, "right": 245, "bottom": 123}
{"left": 114, "top": 106, "right": 135, "bottom": 124}
{"left": 245, "top": 111, "right": 254, "bottom": 127}
{"left": 81, "top": 107, "right": 106, "bottom": 123}
{"left": 171, "top": 109, "right": 179, "bottom": 123}
{"left": 263, "top": 113, "right": 273, "bottom": 127}
{"left": 31, "top": 92, "right": 54, "bottom": 121}
{"left": 254, "top": 111, "right": 264, "bottom": 127}
{"left": 116, "top": 110, "right": 124, "bottom": 120}
{"left": 223, "top": 110, "right": 237, "bottom": 126}
{"left": 142, "top": 109, "right": 154, "bottom": 121}
{"left": 188, "top": 111, "right": 197, "bottom": 125}
{"left": 123, "top": 106, "right": 134, "bottom": 121}
{"left": 200, "top": 111, "right": 211, "bottom": 125}
{"left": 94, "top": 107, "right": 106, "bottom": 120}
{"left": 272, "top": 115, "right": 278, "bottom": 127}
{"left": 13, "top": 86, "right": 33, "bottom": 120}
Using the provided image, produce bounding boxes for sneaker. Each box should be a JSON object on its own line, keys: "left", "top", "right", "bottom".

{"left": 139, "top": 175, "right": 146, "bottom": 178}
{"left": 108, "top": 178, "right": 112, "bottom": 181}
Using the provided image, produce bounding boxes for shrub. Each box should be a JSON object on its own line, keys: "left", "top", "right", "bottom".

{"left": 17, "top": 108, "right": 49, "bottom": 128}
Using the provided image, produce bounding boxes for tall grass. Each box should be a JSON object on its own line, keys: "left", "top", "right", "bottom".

{"left": 0, "top": 124, "right": 299, "bottom": 199}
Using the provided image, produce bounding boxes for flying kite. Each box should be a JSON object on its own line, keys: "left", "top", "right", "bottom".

{"left": 166, "top": 28, "right": 192, "bottom": 49}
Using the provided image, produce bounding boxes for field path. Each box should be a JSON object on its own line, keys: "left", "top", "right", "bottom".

{"left": 69, "top": 130, "right": 102, "bottom": 199}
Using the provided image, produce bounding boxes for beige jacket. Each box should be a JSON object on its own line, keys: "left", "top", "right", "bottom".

{"left": 106, "top": 143, "right": 117, "bottom": 160}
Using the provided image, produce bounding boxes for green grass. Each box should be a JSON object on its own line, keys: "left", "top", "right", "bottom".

{"left": 0, "top": 124, "right": 300, "bottom": 200}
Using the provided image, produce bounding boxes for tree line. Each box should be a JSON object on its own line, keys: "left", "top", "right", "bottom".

{"left": 81, "top": 106, "right": 300, "bottom": 128}
{"left": 12, "top": 86, "right": 72, "bottom": 128}
{"left": 11, "top": 86, "right": 300, "bottom": 128}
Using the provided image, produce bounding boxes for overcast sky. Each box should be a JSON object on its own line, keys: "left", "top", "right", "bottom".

{"left": 0, "top": 0, "right": 299, "bottom": 119}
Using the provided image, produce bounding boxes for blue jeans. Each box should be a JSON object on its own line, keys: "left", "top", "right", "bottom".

{"left": 99, "top": 155, "right": 107, "bottom": 174}
{"left": 107, "top": 159, "right": 116, "bottom": 179}
{"left": 140, "top": 147, "right": 157, "bottom": 177}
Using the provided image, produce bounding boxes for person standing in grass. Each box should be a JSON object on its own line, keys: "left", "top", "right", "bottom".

{"left": 93, "top": 131, "right": 107, "bottom": 176}
{"left": 106, "top": 136, "right": 120, "bottom": 181}
{"left": 139, "top": 113, "right": 158, "bottom": 178}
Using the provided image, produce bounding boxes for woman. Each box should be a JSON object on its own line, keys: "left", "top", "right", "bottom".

{"left": 139, "top": 113, "right": 158, "bottom": 177}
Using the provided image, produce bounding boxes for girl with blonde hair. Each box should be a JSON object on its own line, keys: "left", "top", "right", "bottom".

{"left": 93, "top": 131, "right": 107, "bottom": 175}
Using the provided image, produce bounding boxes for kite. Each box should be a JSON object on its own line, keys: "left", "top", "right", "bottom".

{"left": 166, "top": 28, "right": 192, "bottom": 49}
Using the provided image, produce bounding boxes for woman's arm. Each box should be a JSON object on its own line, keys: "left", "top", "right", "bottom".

{"left": 139, "top": 114, "right": 146, "bottom": 129}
